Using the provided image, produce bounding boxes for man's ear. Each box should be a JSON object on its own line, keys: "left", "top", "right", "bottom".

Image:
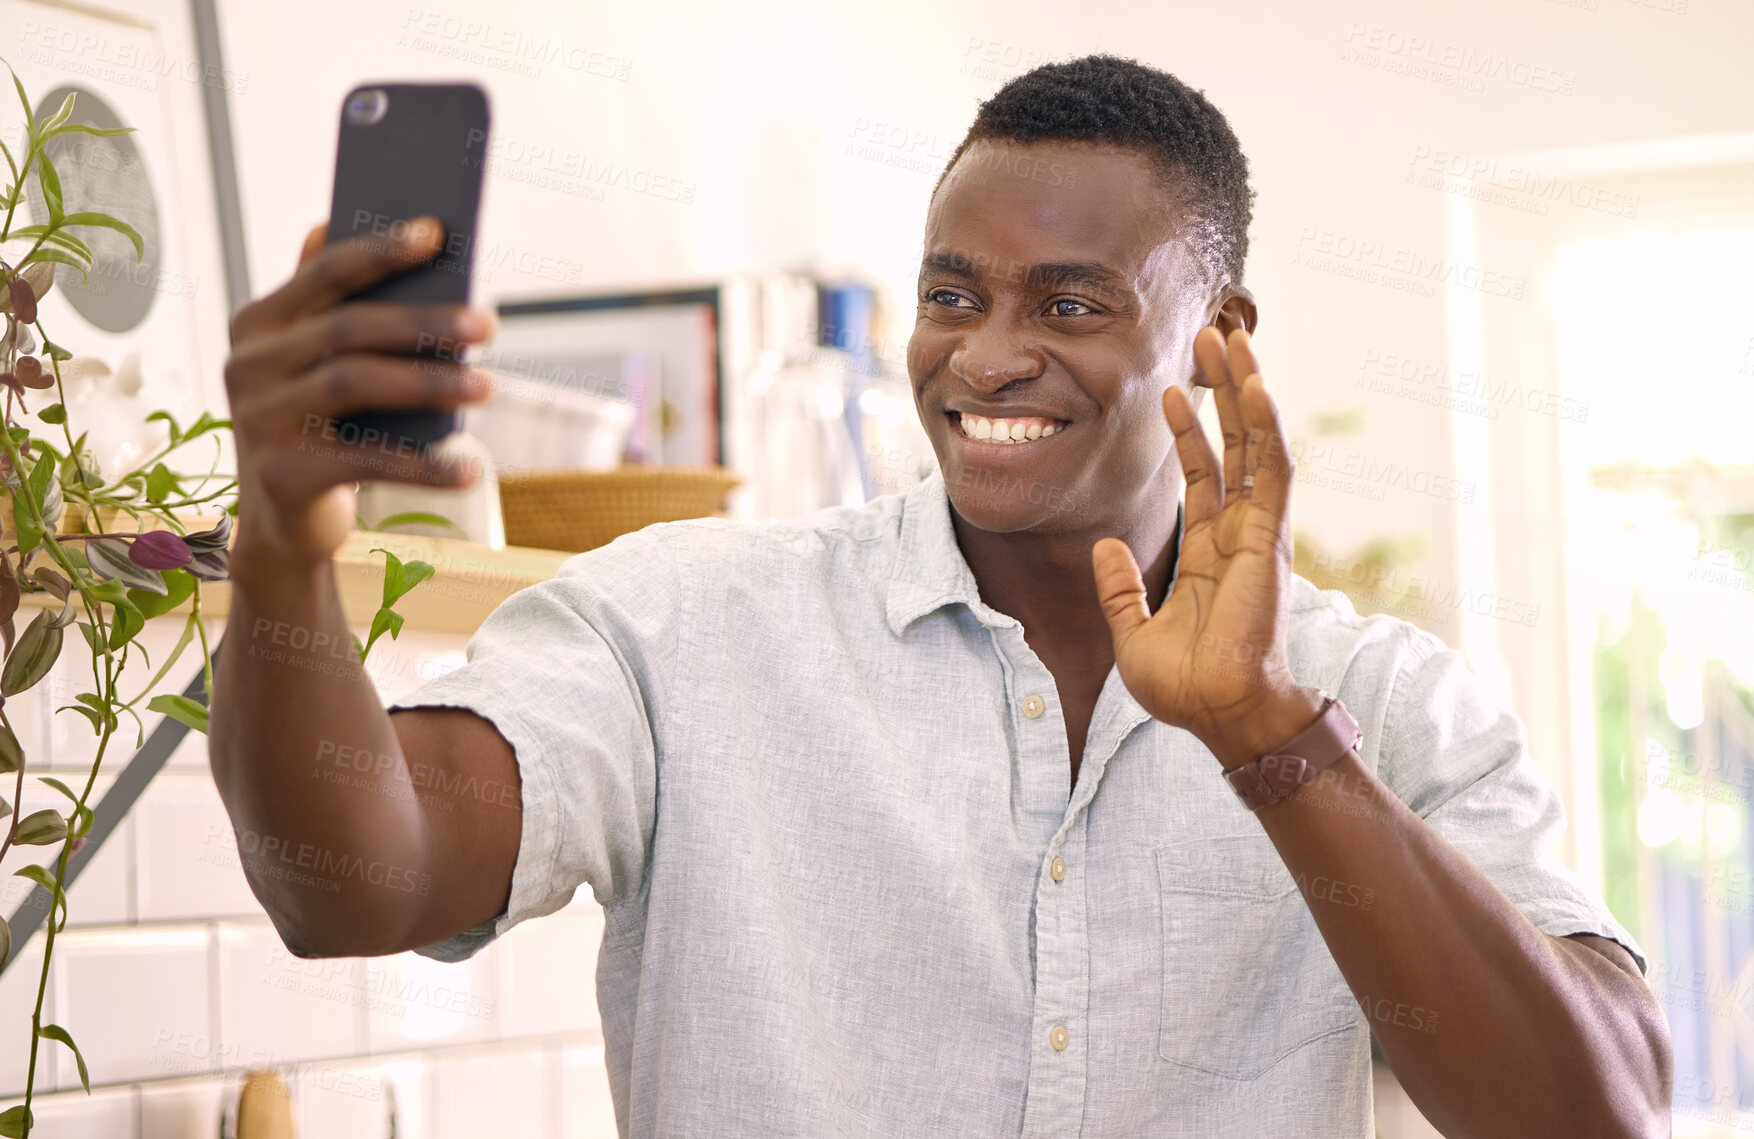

{"left": 1208, "top": 284, "right": 1258, "bottom": 337}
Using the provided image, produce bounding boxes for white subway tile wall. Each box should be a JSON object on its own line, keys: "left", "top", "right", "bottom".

{"left": 0, "top": 617, "right": 616, "bottom": 1137}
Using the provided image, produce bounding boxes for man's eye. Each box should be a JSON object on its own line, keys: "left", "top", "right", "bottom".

{"left": 1051, "top": 299, "right": 1096, "bottom": 317}
{"left": 929, "top": 290, "right": 974, "bottom": 309}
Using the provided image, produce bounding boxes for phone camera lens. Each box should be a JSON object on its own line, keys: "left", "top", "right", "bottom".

{"left": 344, "top": 89, "right": 389, "bottom": 126}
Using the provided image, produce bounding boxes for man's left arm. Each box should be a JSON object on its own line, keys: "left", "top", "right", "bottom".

{"left": 1092, "top": 324, "right": 1672, "bottom": 1139}
{"left": 1218, "top": 685, "right": 1673, "bottom": 1139}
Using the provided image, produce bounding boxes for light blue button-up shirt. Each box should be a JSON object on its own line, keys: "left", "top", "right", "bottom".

{"left": 389, "top": 466, "right": 1641, "bottom": 1138}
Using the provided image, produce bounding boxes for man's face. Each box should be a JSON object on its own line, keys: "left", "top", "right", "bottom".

{"left": 908, "top": 139, "right": 1214, "bottom": 535}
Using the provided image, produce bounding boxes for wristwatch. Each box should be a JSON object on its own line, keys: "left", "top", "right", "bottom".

{"left": 1224, "top": 693, "right": 1362, "bottom": 811}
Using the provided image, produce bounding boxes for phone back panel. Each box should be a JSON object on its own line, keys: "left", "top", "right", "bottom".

{"left": 324, "top": 82, "right": 489, "bottom": 446}
{"left": 326, "top": 82, "right": 488, "bottom": 302}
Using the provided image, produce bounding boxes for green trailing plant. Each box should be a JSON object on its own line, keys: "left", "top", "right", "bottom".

{"left": 357, "top": 546, "right": 435, "bottom": 661}
{"left": 0, "top": 66, "right": 434, "bottom": 1137}
{"left": 0, "top": 63, "right": 229, "bottom": 1139}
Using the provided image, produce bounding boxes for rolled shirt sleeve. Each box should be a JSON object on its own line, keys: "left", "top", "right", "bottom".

{"left": 384, "top": 526, "right": 681, "bottom": 962}
{"left": 1375, "top": 626, "right": 1647, "bottom": 974}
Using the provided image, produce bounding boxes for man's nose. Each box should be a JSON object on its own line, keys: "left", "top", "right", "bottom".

{"left": 949, "top": 320, "right": 1042, "bottom": 392}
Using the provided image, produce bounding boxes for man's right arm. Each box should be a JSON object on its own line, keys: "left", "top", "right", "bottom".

{"left": 211, "top": 558, "right": 521, "bottom": 959}
{"left": 207, "top": 216, "right": 508, "bottom": 958}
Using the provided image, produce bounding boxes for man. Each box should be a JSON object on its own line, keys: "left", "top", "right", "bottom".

{"left": 213, "top": 54, "right": 1671, "bottom": 1137}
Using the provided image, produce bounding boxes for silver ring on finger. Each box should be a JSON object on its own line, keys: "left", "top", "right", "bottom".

{"left": 1240, "top": 475, "right": 1255, "bottom": 489}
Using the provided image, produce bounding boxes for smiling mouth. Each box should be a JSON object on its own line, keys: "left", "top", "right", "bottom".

{"left": 948, "top": 411, "right": 1071, "bottom": 446}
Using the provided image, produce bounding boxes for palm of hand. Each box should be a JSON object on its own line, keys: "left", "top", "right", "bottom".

{"left": 1093, "top": 326, "right": 1299, "bottom": 743}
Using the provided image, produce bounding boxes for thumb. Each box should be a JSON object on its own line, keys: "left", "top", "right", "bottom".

{"left": 1092, "top": 537, "right": 1150, "bottom": 650}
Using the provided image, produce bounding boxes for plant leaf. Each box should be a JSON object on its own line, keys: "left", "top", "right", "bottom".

{"left": 37, "top": 776, "right": 79, "bottom": 805}
{"left": 8, "top": 60, "right": 33, "bottom": 131}
{"left": 145, "top": 409, "right": 183, "bottom": 444}
{"left": 87, "top": 536, "right": 169, "bottom": 595}
{"left": 19, "top": 246, "right": 87, "bottom": 283}
{"left": 36, "top": 91, "right": 76, "bottom": 134}
{"left": 0, "top": 723, "right": 20, "bottom": 773}
{"left": 0, "top": 560, "right": 18, "bottom": 658}
{"left": 42, "top": 121, "right": 133, "bottom": 142}
{"left": 128, "top": 566, "right": 195, "bottom": 619}
{"left": 59, "top": 211, "right": 144, "bottom": 260}
{"left": 0, "top": 914, "right": 10, "bottom": 971}
{"left": 37, "top": 402, "right": 65, "bottom": 425}
{"left": 374, "top": 510, "right": 467, "bottom": 536}
{"left": 13, "top": 864, "right": 67, "bottom": 932}
{"left": 60, "top": 703, "right": 102, "bottom": 735}
{"left": 183, "top": 513, "right": 232, "bottom": 554}
{"left": 148, "top": 692, "right": 208, "bottom": 734}
{"left": 29, "top": 566, "right": 69, "bottom": 601}
{"left": 13, "top": 808, "right": 67, "bottom": 845}
{"left": 108, "top": 598, "right": 144, "bottom": 651}
{"left": 144, "top": 462, "right": 179, "bottom": 504}
{"left": 36, "top": 149, "right": 63, "bottom": 226}
{"left": 0, "top": 1101, "right": 33, "bottom": 1137}
{"left": 125, "top": 610, "right": 197, "bottom": 709}
{"left": 185, "top": 549, "right": 229, "bottom": 582}
{"left": 38, "top": 1024, "right": 90, "bottom": 1093}
{"left": 14, "top": 452, "right": 55, "bottom": 559}
{"left": 1, "top": 607, "right": 63, "bottom": 695}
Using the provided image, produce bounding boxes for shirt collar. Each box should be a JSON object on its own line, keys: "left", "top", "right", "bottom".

{"left": 885, "top": 466, "right": 1185, "bottom": 637}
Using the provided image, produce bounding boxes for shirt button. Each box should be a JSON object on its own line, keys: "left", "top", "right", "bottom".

{"left": 1050, "top": 857, "right": 1066, "bottom": 883}
{"left": 1022, "top": 694, "right": 1046, "bottom": 718}
{"left": 1050, "top": 1025, "right": 1069, "bottom": 1051}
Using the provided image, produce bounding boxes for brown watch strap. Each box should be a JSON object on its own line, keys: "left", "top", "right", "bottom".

{"left": 1224, "top": 694, "right": 1362, "bottom": 811}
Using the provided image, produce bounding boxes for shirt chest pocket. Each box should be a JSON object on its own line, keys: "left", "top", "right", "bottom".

{"left": 1155, "top": 834, "right": 1360, "bottom": 1080}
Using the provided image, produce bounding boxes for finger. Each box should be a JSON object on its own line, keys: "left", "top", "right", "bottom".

{"left": 270, "top": 353, "right": 495, "bottom": 423}
{"left": 1226, "top": 328, "right": 1268, "bottom": 491}
{"left": 1211, "top": 336, "right": 1250, "bottom": 500}
{"left": 238, "top": 215, "right": 446, "bottom": 339}
{"left": 296, "top": 222, "right": 326, "bottom": 270}
{"left": 1193, "top": 326, "right": 1247, "bottom": 499}
{"left": 227, "top": 301, "right": 496, "bottom": 391}
{"left": 282, "top": 432, "right": 484, "bottom": 502}
{"left": 1164, "top": 383, "right": 1222, "bottom": 525}
{"left": 1092, "top": 537, "right": 1151, "bottom": 651}
{"left": 1240, "top": 372, "right": 1294, "bottom": 525}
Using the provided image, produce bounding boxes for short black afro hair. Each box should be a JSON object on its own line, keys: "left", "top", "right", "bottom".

{"left": 936, "top": 54, "right": 1255, "bottom": 286}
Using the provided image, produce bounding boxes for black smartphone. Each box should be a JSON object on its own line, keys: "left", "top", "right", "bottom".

{"left": 324, "top": 81, "right": 490, "bottom": 450}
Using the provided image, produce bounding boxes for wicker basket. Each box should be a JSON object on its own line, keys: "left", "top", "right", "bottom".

{"left": 497, "top": 465, "right": 743, "bottom": 554}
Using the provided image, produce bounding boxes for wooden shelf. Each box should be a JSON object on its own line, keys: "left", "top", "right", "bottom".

{"left": 14, "top": 515, "right": 573, "bottom": 636}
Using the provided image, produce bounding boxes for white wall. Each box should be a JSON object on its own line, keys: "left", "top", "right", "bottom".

{"left": 215, "top": 0, "right": 1754, "bottom": 651}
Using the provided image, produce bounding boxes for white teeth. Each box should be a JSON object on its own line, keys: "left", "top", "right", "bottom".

{"left": 958, "top": 414, "right": 1064, "bottom": 443}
